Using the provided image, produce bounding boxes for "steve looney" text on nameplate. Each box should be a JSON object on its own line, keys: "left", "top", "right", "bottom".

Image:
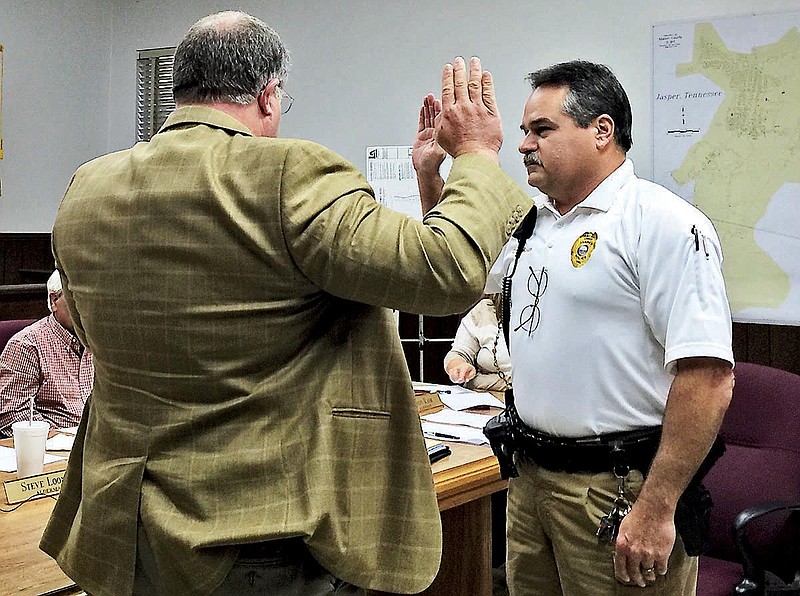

{"left": 3, "top": 469, "right": 65, "bottom": 504}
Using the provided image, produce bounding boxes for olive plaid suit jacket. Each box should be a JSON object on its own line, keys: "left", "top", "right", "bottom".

{"left": 41, "top": 106, "right": 532, "bottom": 595}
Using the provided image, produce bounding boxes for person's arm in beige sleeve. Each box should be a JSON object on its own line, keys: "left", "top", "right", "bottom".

{"left": 444, "top": 310, "right": 480, "bottom": 385}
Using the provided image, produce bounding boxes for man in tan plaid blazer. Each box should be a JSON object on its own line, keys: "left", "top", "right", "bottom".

{"left": 41, "top": 10, "right": 531, "bottom": 596}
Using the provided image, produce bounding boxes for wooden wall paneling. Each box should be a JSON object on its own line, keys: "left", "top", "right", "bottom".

{"left": 768, "top": 324, "right": 800, "bottom": 375}
{"left": 0, "top": 284, "right": 49, "bottom": 320}
{"left": 731, "top": 323, "right": 748, "bottom": 365}
{"left": 733, "top": 322, "right": 771, "bottom": 367}
{"left": 3, "top": 233, "right": 799, "bottom": 377}
{"left": 747, "top": 323, "right": 774, "bottom": 365}
{"left": 731, "top": 322, "right": 800, "bottom": 376}
{"left": 0, "top": 236, "right": 23, "bottom": 283}
{"left": 0, "top": 234, "right": 54, "bottom": 320}
{"left": 0, "top": 233, "right": 53, "bottom": 284}
{"left": 403, "top": 318, "right": 800, "bottom": 381}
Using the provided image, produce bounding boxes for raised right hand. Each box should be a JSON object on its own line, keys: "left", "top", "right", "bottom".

{"left": 435, "top": 56, "right": 502, "bottom": 163}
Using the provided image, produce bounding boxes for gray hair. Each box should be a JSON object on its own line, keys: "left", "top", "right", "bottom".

{"left": 527, "top": 60, "right": 633, "bottom": 152}
{"left": 172, "top": 11, "right": 290, "bottom": 105}
{"left": 47, "top": 270, "right": 62, "bottom": 310}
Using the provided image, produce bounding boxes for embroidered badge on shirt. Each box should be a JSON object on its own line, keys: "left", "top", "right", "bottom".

{"left": 570, "top": 232, "right": 598, "bottom": 268}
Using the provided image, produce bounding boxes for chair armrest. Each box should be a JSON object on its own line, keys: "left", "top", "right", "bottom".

{"left": 733, "top": 501, "right": 800, "bottom": 595}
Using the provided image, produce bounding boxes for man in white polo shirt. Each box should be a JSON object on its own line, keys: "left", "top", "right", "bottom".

{"left": 486, "top": 61, "right": 735, "bottom": 595}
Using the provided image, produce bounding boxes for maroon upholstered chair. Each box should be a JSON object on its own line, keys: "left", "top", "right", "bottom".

{"left": 0, "top": 319, "right": 36, "bottom": 353}
{"left": 697, "top": 362, "right": 800, "bottom": 596}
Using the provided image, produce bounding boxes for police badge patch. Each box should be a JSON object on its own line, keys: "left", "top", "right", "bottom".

{"left": 570, "top": 232, "right": 598, "bottom": 268}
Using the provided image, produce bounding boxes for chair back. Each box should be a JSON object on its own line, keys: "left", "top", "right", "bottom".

{"left": 703, "top": 362, "right": 800, "bottom": 582}
{"left": 0, "top": 319, "right": 36, "bottom": 353}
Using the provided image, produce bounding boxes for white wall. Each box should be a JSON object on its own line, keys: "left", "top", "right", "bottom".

{"left": 0, "top": 0, "right": 111, "bottom": 232}
{"left": 2, "top": 0, "right": 799, "bottom": 232}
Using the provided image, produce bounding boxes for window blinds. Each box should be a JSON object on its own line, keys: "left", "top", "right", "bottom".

{"left": 136, "top": 47, "right": 175, "bottom": 141}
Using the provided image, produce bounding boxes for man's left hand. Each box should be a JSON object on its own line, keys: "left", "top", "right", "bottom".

{"left": 613, "top": 502, "right": 675, "bottom": 587}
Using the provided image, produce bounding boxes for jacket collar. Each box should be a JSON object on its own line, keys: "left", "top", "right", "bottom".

{"left": 157, "top": 105, "right": 254, "bottom": 138}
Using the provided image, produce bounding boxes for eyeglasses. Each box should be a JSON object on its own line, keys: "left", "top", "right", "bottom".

{"left": 277, "top": 84, "right": 294, "bottom": 115}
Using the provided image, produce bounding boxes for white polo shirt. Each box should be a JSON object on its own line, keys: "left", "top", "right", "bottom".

{"left": 487, "top": 160, "right": 734, "bottom": 437}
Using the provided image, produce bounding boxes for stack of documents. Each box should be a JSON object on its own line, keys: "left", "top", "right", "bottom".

{"left": 416, "top": 384, "right": 504, "bottom": 445}
{"left": 45, "top": 433, "right": 75, "bottom": 452}
{"left": 422, "top": 421, "right": 489, "bottom": 445}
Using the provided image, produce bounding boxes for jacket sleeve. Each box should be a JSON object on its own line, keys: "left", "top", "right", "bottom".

{"left": 278, "top": 141, "right": 532, "bottom": 316}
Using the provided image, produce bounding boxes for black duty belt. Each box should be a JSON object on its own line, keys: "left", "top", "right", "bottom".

{"left": 513, "top": 414, "right": 662, "bottom": 475}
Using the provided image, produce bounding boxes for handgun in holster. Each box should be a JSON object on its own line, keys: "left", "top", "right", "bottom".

{"left": 483, "top": 398, "right": 520, "bottom": 479}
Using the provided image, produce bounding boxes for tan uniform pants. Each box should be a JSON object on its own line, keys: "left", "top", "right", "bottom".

{"left": 506, "top": 459, "right": 697, "bottom": 596}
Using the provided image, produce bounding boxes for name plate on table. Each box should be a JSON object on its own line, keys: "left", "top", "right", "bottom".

{"left": 415, "top": 391, "right": 444, "bottom": 416}
{"left": 3, "top": 470, "right": 64, "bottom": 504}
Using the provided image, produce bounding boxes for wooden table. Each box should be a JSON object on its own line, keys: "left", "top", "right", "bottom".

{"left": 0, "top": 437, "right": 77, "bottom": 596}
{"left": 1, "top": 439, "right": 504, "bottom": 596}
{"left": 423, "top": 442, "right": 505, "bottom": 596}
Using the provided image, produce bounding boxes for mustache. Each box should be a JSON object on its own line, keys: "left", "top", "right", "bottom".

{"left": 523, "top": 153, "right": 541, "bottom": 168}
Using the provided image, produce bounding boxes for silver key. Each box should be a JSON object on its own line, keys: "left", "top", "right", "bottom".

{"left": 597, "top": 475, "right": 633, "bottom": 545}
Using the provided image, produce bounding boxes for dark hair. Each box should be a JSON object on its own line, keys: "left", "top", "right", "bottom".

{"left": 172, "top": 11, "right": 290, "bottom": 105}
{"left": 527, "top": 60, "right": 632, "bottom": 151}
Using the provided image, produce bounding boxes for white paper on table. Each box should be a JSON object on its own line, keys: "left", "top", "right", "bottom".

{"left": 57, "top": 426, "right": 79, "bottom": 435}
{"left": 421, "top": 409, "right": 493, "bottom": 429}
{"left": 46, "top": 433, "right": 75, "bottom": 451}
{"left": 0, "top": 446, "right": 18, "bottom": 472}
{"left": 0, "top": 445, "right": 66, "bottom": 472}
{"left": 439, "top": 387, "right": 504, "bottom": 411}
{"left": 421, "top": 421, "right": 488, "bottom": 445}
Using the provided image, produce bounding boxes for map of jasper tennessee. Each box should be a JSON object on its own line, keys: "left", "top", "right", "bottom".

{"left": 653, "top": 13, "right": 800, "bottom": 324}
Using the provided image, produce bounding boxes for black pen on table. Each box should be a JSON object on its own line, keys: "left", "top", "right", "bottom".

{"left": 431, "top": 431, "right": 459, "bottom": 440}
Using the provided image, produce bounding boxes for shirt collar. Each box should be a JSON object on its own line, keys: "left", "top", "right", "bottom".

{"left": 157, "top": 105, "right": 254, "bottom": 138}
{"left": 537, "top": 159, "right": 635, "bottom": 217}
{"left": 45, "top": 314, "right": 81, "bottom": 352}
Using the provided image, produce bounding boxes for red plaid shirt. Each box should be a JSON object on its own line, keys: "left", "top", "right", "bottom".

{"left": 0, "top": 315, "right": 94, "bottom": 437}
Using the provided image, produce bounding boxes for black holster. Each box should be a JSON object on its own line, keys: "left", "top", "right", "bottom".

{"left": 674, "top": 436, "right": 726, "bottom": 556}
{"left": 484, "top": 395, "right": 520, "bottom": 479}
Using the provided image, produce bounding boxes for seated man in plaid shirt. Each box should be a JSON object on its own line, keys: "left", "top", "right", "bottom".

{"left": 0, "top": 270, "right": 94, "bottom": 437}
